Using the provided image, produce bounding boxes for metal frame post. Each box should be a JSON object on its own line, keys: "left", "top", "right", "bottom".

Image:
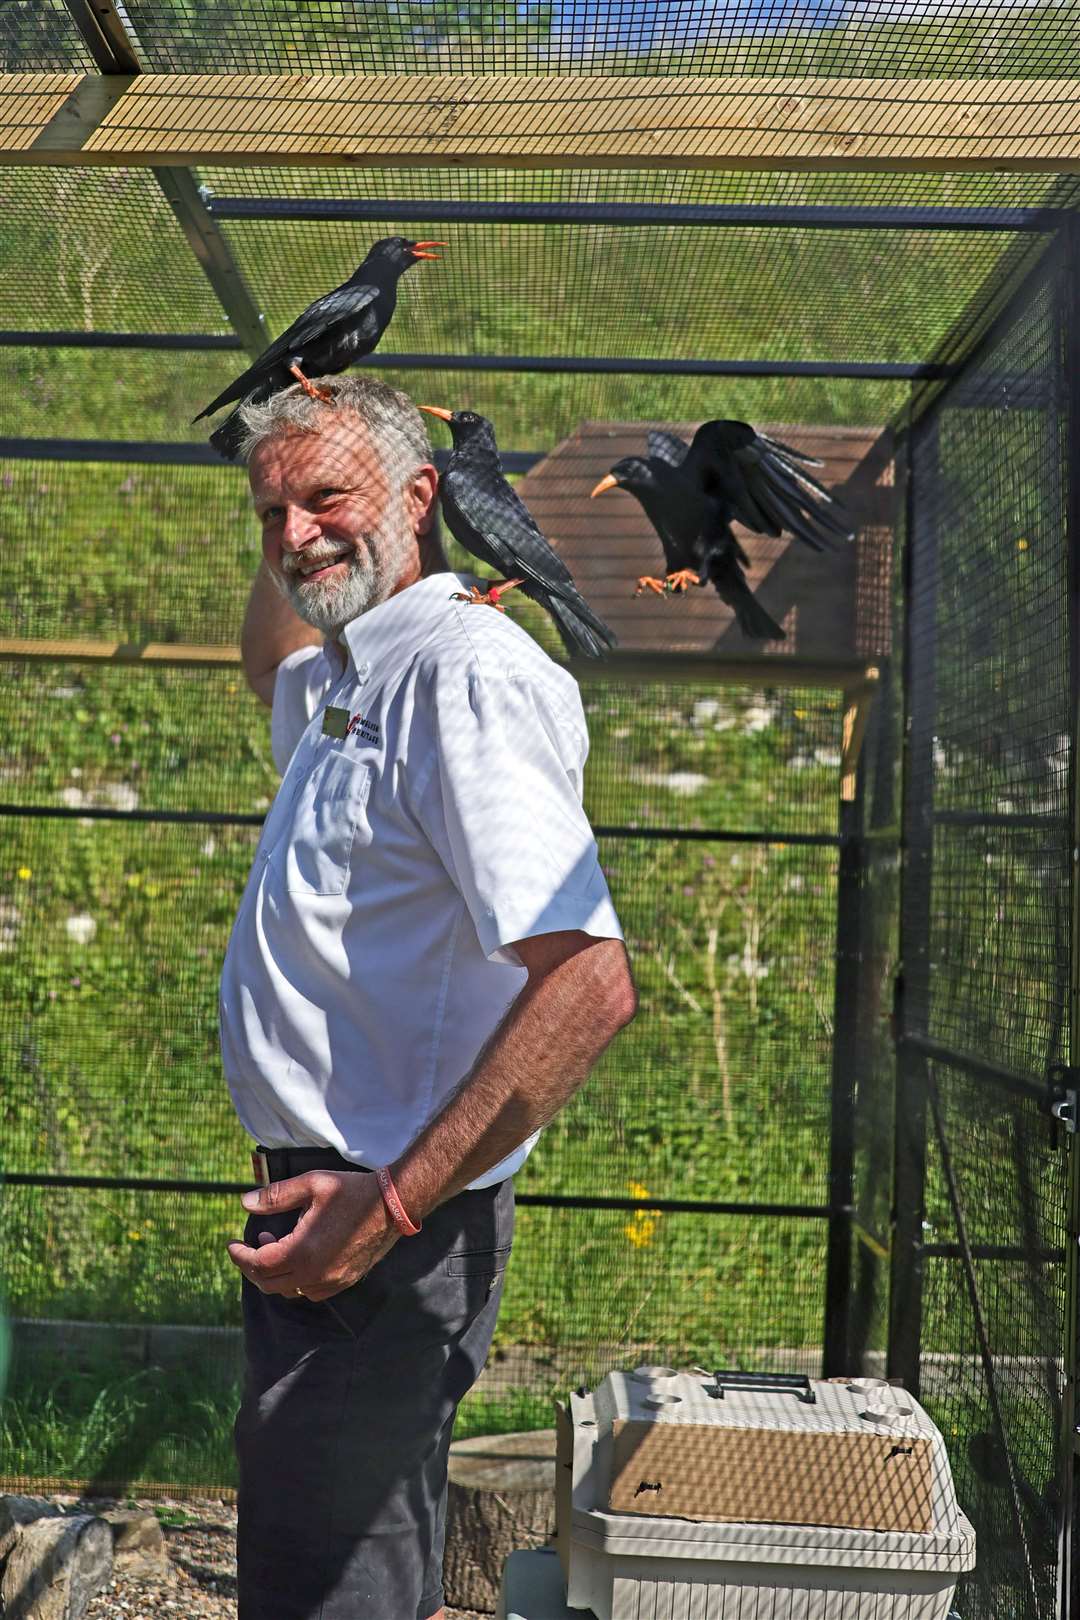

{"left": 887, "top": 418, "right": 939, "bottom": 1399}
{"left": 823, "top": 745, "right": 866, "bottom": 1375}
{"left": 1058, "top": 220, "right": 1080, "bottom": 1620}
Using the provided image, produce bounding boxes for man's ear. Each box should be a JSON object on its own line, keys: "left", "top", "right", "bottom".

{"left": 404, "top": 464, "right": 439, "bottom": 536}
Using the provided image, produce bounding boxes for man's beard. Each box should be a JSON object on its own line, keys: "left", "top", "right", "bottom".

{"left": 273, "top": 523, "right": 402, "bottom": 632}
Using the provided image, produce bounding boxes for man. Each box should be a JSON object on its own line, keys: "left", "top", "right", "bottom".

{"left": 221, "top": 374, "right": 636, "bottom": 1620}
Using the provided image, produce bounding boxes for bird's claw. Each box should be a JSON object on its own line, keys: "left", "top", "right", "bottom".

{"left": 450, "top": 579, "right": 524, "bottom": 612}
{"left": 634, "top": 576, "right": 668, "bottom": 597}
{"left": 665, "top": 570, "right": 702, "bottom": 593}
{"left": 288, "top": 363, "right": 335, "bottom": 404}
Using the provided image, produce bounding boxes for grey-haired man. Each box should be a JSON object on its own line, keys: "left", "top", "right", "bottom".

{"left": 221, "top": 376, "right": 635, "bottom": 1619}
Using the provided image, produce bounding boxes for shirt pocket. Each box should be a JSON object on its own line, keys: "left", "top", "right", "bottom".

{"left": 279, "top": 752, "right": 373, "bottom": 896}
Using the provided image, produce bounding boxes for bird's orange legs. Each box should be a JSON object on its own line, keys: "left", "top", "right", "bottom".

{"left": 666, "top": 569, "right": 701, "bottom": 592}
{"left": 450, "top": 579, "right": 524, "bottom": 611}
{"left": 633, "top": 570, "right": 701, "bottom": 596}
{"left": 288, "top": 363, "right": 335, "bottom": 403}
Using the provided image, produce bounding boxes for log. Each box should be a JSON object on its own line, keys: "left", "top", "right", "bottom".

{"left": 0, "top": 1498, "right": 63, "bottom": 1563}
{"left": 1, "top": 1513, "right": 112, "bottom": 1620}
{"left": 444, "top": 1429, "right": 557, "bottom": 1613}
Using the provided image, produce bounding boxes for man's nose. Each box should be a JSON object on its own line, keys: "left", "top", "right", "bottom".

{"left": 280, "top": 506, "right": 321, "bottom": 550}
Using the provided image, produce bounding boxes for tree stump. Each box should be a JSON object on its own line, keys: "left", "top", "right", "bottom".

{"left": 444, "top": 1429, "right": 557, "bottom": 1613}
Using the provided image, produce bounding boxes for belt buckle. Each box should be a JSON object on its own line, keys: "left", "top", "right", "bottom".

{"left": 251, "top": 1149, "right": 271, "bottom": 1187}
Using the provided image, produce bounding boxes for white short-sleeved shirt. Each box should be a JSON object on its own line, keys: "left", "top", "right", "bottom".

{"left": 220, "top": 571, "right": 623, "bottom": 1187}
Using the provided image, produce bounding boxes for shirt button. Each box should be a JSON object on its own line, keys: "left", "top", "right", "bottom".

{"left": 358, "top": 661, "right": 370, "bottom": 677}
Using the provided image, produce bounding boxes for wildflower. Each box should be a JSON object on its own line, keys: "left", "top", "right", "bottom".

{"left": 625, "top": 1215, "right": 657, "bottom": 1248}
{"left": 625, "top": 1180, "right": 661, "bottom": 1248}
{"left": 65, "top": 913, "right": 97, "bottom": 945}
{"left": 17, "top": 866, "right": 31, "bottom": 880}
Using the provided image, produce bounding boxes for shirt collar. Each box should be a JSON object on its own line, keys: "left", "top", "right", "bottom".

{"left": 339, "top": 571, "right": 478, "bottom": 683}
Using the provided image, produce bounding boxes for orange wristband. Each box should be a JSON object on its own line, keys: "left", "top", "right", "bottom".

{"left": 376, "top": 1165, "right": 421, "bottom": 1237}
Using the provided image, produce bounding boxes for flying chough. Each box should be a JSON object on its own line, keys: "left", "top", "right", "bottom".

{"left": 590, "top": 453, "right": 785, "bottom": 642}
{"left": 194, "top": 236, "right": 445, "bottom": 460}
{"left": 420, "top": 407, "right": 616, "bottom": 660}
{"left": 651, "top": 420, "right": 854, "bottom": 555}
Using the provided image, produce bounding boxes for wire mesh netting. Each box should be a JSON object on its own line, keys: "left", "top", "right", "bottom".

{"left": 5, "top": 0, "right": 1080, "bottom": 76}
{"left": 2, "top": 2, "right": 1080, "bottom": 1595}
{"left": 897, "top": 243, "right": 1076, "bottom": 1618}
{"left": 0, "top": 658, "right": 845, "bottom": 1487}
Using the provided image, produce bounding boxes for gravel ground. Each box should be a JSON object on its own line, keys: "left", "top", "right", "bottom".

{"left": 43, "top": 1495, "right": 491, "bottom": 1620}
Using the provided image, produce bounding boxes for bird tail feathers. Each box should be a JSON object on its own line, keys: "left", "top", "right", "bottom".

{"left": 542, "top": 590, "right": 617, "bottom": 659}
{"left": 725, "top": 586, "right": 786, "bottom": 642}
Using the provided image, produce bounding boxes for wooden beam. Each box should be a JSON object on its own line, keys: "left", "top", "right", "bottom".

{"left": 3, "top": 72, "right": 1080, "bottom": 171}
{"left": 1, "top": 637, "right": 880, "bottom": 691}
{"left": 840, "top": 669, "right": 880, "bottom": 802}
{"left": 0, "top": 638, "right": 242, "bottom": 668}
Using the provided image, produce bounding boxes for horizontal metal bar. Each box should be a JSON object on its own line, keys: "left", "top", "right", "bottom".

{"left": 359, "top": 352, "right": 945, "bottom": 381}
{"left": 922, "top": 1242, "right": 1066, "bottom": 1262}
{"left": 0, "top": 803, "right": 264, "bottom": 828}
{"left": 0, "top": 437, "right": 542, "bottom": 472}
{"left": 514, "top": 1194, "right": 843, "bottom": 1216}
{"left": 934, "top": 808, "right": 1068, "bottom": 831}
{"left": 3, "top": 1172, "right": 840, "bottom": 1218}
{"left": 899, "top": 1032, "right": 1051, "bottom": 1106}
{"left": 0, "top": 330, "right": 243, "bottom": 351}
{"left": 593, "top": 825, "right": 839, "bottom": 846}
{"left": 0, "top": 804, "right": 842, "bottom": 848}
{"left": 206, "top": 195, "right": 1065, "bottom": 234}
{"left": 3, "top": 1173, "right": 255, "bottom": 1195}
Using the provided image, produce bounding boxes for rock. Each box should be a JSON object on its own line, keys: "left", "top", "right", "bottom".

{"left": 99, "top": 1510, "right": 175, "bottom": 1581}
{"left": 0, "top": 1498, "right": 63, "bottom": 1562}
{"left": 444, "top": 1429, "right": 557, "bottom": 1613}
{"left": 1, "top": 1513, "right": 112, "bottom": 1620}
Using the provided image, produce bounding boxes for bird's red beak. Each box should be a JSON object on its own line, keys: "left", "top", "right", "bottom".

{"left": 411, "top": 241, "right": 446, "bottom": 260}
{"left": 590, "top": 474, "right": 619, "bottom": 499}
{"left": 419, "top": 405, "right": 453, "bottom": 422}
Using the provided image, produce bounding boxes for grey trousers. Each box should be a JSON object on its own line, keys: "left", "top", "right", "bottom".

{"left": 234, "top": 1178, "right": 513, "bottom": 1620}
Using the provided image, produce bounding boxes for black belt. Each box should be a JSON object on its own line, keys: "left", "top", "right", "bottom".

{"left": 252, "top": 1145, "right": 374, "bottom": 1185}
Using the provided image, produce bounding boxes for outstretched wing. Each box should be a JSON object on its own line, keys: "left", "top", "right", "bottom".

{"left": 194, "top": 281, "right": 381, "bottom": 421}
{"left": 684, "top": 419, "right": 853, "bottom": 553}
{"left": 646, "top": 429, "right": 690, "bottom": 469}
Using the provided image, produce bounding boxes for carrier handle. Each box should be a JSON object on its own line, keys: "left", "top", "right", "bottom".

{"left": 710, "top": 1370, "right": 817, "bottom": 1405}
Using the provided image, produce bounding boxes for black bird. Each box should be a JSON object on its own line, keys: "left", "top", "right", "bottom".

{"left": 590, "top": 452, "right": 786, "bottom": 642}
{"left": 653, "top": 420, "right": 854, "bottom": 554}
{"left": 193, "top": 236, "right": 445, "bottom": 460}
{"left": 420, "top": 407, "right": 616, "bottom": 660}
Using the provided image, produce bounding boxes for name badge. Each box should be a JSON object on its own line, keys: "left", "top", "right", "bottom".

{"left": 322, "top": 706, "right": 350, "bottom": 739}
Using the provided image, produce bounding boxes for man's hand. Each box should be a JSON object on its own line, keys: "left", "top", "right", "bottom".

{"left": 226, "top": 1170, "right": 398, "bottom": 1300}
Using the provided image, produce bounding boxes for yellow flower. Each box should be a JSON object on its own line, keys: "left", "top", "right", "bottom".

{"left": 625, "top": 1215, "right": 657, "bottom": 1248}
{"left": 17, "top": 866, "right": 31, "bottom": 880}
{"left": 1017, "top": 538, "right": 1029, "bottom": 551}
{"left": 127, "top": 1229, "right": 143, "bottom": 1241}
{"left": 144, "top": 883, "right": 161, "bottom": 899}
{"left": 625, "top": 1179, "right": 661, "bottom": 1248}
{"left": 126, "top": 873, "right": 142, "bottom": 888}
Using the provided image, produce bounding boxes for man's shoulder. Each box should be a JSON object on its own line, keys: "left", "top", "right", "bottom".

{"left": 416, "top": 596, "right": 581, "bottom": 701}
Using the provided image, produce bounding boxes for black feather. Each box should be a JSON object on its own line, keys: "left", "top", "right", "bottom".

{"left": 432, "top": 411, "right": 616, "bottom": 660}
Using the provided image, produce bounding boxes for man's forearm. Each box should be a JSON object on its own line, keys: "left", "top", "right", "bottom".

{"left": 392, "top": 937, "right": 635, "bottom": 1217}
